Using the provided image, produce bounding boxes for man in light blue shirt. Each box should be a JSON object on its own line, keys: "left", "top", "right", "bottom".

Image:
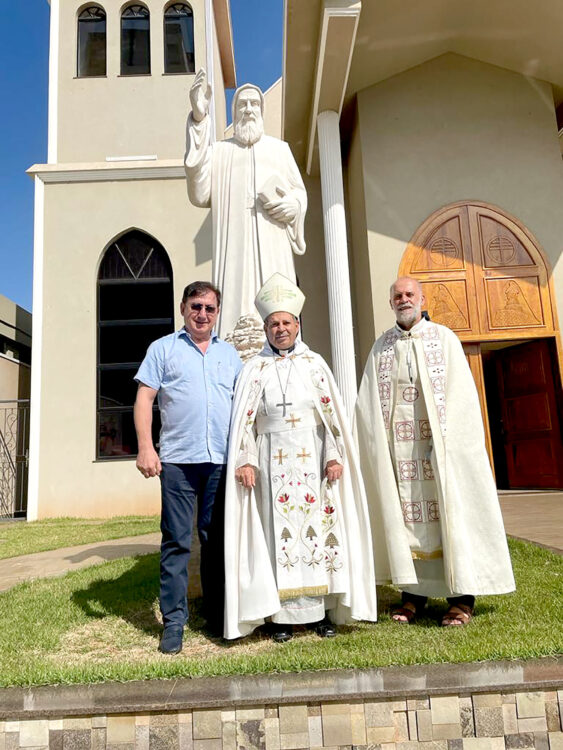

{"left": 134, "top": 281, "right": 242, "bottom": 654}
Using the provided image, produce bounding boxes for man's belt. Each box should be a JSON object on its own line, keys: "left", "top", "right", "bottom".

{"left": 255, "top": 408, "right": 322, "bottom": 435}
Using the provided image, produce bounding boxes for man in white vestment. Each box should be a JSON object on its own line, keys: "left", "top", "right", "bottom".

{"left": 224, "top": 274, "right": 377, "bottom": 641}
{"left": 356, "top": 277, "right": 515, "bottom": 626}
{"left": 185, "top": 69, "right": 307, "bottom": 340}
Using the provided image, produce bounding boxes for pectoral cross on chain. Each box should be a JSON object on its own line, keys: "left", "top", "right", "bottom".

{"left": 276, "top": 393, "right": 292, "bottom": 417}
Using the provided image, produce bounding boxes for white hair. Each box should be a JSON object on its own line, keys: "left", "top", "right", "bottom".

{"left": 389, "top": 276, "right": 423, "bottom": 297}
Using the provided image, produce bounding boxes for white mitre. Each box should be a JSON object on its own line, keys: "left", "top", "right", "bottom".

{"left": 254, "top": 273, "right": 305, "bottom": 320}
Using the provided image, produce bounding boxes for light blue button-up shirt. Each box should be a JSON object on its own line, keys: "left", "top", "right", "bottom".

{"left": 135, "top": 329, "right": 242, "bottom": 464}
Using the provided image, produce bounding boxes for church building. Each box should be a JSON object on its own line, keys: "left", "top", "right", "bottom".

{"left": 284, "top": 0, "right": 563, "bottom": 492}
{"left": 27, "top": 0, "right": 239, "bottom": 518}
{"left": 27, "top": 0, "right": 563, "bottom": 519}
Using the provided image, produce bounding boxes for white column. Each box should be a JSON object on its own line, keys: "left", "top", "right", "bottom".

{"left": 47, "top": 0, "right": 60, "bottom": 164}
{"left": 317, "top": 110, "right": 357, "bottom": 416}
{"left": 27, "top": 177, "right": 45, "bottom": 521}
{"left": 204, "top": 0, "right": 216, "bottom": 144}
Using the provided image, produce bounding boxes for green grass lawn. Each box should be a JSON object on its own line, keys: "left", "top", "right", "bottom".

{"left": 0, "top": 516, "right": 160, "bottom": 560}
{"left": 0, "top": 538, "right": 560, "bottom": 687}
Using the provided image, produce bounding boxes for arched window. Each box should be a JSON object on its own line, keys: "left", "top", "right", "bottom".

{"left": 77, "top": 6, "right": 107, "bottom": 77}
{"left": 97, "top": 231, "right": 174, "bottom": 459}
{"left": 121, "top": 4, "right": 151, "bottom": 75}
{"left": 164, "top": 3, "right": 195, "bottom": 74}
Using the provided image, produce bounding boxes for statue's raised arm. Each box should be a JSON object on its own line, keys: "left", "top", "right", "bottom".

{"left": 189, "top": 67, "right": 212, "bottom": 123}
{"left": 184, "top": 73, "right": 308, "bottom": 347}
{"left": 184, "top": 68, "right": 213, "bottom": 207}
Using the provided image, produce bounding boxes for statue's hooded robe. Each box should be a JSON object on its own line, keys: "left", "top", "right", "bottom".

{"left": 185, "top": 105, "right": 307, "bottom": 338}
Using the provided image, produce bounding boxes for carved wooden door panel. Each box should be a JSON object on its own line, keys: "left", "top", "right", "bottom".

{"left": 495, "top": 340, "right": 563, "bottom": 489}
{"left": 399, "top": 202, "right": 557, "bottom": 342}
{"left": 466, "top": 205, "right": 554, "bottom": 338}
{"left": 402, "top": 204, "right": 479, "bottom": 338}
{"left": 399, "top": 201, "right": 563, "bottom": 489}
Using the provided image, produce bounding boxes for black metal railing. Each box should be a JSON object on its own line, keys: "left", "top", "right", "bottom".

{"left": 0, "top": 400, "right": 30, "bottom": 519}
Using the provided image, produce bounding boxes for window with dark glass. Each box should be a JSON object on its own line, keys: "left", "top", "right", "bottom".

{"left": 121, "top": 5, "right": 151, "bottom": 75}
{"left": 164, "top": 3, "right": 195, "bottom": 74}
{"left": 77, "top": 6, "right": 107, "bottom": 77}
{"left": 97, "top": 231, "right": 174, "bottom": 460}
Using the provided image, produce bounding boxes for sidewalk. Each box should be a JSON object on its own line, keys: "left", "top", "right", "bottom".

{"left": 0, "top": 533, "right": 160, "bottom": 593}
{"left": 0, "top": 492, "right": 560, "bottom": 593}
{"left": 498, "top": 490, "right": 563, "bottom": 554}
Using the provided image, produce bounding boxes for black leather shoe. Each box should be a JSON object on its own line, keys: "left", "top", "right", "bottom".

{"left": 271, "top": 624, "right": 293, "bottom": 643}
{"left": 159, "top": 626, "right": 183, "bottom": 654}
{"left": 312, "top": 617, "right": 336, "bottom": 638}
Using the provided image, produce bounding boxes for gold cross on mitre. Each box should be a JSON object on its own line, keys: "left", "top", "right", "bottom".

{"left": 275, "top": 448, "right": 288, "bottom": 465}
{"left": 285, "top": 414, "right": 301, "bottom": 428}
{"left": 254, "top": 273, "right": 306, "bottom": 321}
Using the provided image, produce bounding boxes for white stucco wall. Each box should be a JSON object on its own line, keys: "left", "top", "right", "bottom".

{"left": 349, "top": 53, "right": 563, "bottom": 356}
{"left": 56, "top": 0, "right": 209, "bottom": 162}
{"left": 34, "top": 176, "right": 211, "bottom": 518}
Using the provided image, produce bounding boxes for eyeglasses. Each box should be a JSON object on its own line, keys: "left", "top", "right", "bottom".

{"left": 190, "top": 303, "right": 217, "bottom": 314}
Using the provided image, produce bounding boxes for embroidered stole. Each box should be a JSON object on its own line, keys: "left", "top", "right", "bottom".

{"left": 377, "top": 322, "right": 447, "bottom": 437}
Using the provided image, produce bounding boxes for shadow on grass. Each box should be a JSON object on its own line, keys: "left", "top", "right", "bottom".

{"left": 64, "top": 544, "right": 159, "bottom": 564}
{"left": 69, "top": 559, "right": 503, "bottom": 647}
{"left": 71, "top": 553, "right": 162, "bottom": 637}
{"left": 70, "top": 553, "right": 224, "bottom": 643}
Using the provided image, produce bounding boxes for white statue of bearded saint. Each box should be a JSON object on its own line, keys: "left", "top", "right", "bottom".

{"left": 184, "top": 69, "right": 307, "bottom": 342}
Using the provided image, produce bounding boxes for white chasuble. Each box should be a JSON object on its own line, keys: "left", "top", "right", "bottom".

{"left": 356, "top": 319, "right": 515, "bottom": 598}
{"left": 224, "top": 341, "right": 378, "bottom": 639}
{"left": 242, "top": 356, "right": 346, "bottom": 623}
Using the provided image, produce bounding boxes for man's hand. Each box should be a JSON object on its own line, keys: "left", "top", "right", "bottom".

{"left": 134, "top": 383, "right": 160, "bottom": 478}
{"left": 235, "top": 464, "right": 256, "bottom": 488}
{"left": 189, "top": 68, "right": 212, "bottom": 122}
{"left": 262, "top": 190, "right": 299, "bottom": 224}
{"left": 326, "top": 460, "right": 343, "bottom": 483}
{"left": 136, "top": 446, "right": 162, "bottom": 479}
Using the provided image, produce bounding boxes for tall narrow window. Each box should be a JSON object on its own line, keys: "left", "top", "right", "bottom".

{"left": 164, "top": 3, "right": 195, "bottom": 74}
{"left": 121, "top": 4, "right": 151, "bottom": 75}
{"left": 97, "top": 231, "right": 174, "bottom": 459}
{"left": 77, "top": 6, "right": 106, "bottom": 77}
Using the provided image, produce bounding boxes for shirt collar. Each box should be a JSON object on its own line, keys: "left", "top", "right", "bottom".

{"left": 178, "top": 327, "right": 218, "bottom": 345}
{"left": 271, "top": 343, "right": 296, "bottom": 356}
{"left": 394, "top": 317, "right": 426, "bottom": 337}
{"left": 262, "top": 340, "right": 308, "bottom": 358}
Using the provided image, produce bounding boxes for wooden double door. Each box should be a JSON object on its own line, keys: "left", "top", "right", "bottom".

{"left": 399, "top": 201, "right": 563, "bottom": 489}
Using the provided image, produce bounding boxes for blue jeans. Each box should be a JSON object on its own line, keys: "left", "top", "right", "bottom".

{"left": 159, "top": 462, "right": 226, "bottom": 630}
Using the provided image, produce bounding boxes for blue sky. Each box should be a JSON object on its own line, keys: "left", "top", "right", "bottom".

{"left": 0, "top": 1, "right": 283, "bottom": 312}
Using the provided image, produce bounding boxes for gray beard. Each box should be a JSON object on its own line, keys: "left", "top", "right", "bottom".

{"left": 396, "top": 305, "right": 421, "bottom": 328}
{"left": 234, "top": 118, "right": 264, "bottom": 146}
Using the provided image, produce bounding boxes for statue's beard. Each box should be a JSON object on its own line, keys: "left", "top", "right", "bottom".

{"left": 234, "top": 117, "right": 264, "bottom": 146}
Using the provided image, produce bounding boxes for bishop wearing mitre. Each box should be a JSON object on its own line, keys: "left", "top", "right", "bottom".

{"left": 223, "top": 274, "right": 377, "bottom": 642}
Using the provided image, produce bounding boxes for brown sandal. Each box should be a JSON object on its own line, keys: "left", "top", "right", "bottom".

{"left": 441, "top": 603, "right": 473, "bottom": 627}
{"left": 391, "top": 602, "right": 418, "bottom": 624}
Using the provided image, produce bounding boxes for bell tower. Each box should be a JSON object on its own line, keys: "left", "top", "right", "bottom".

{"left": 46, "top": 0, "right": 235, "bottom": 164}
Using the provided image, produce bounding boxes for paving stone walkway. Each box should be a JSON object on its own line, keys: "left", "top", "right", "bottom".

{"left": 0, "top": 533, "right": 160, "bottom": 593}
{"left": 498, "top": 491, "right": 562, "bottom": 554}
